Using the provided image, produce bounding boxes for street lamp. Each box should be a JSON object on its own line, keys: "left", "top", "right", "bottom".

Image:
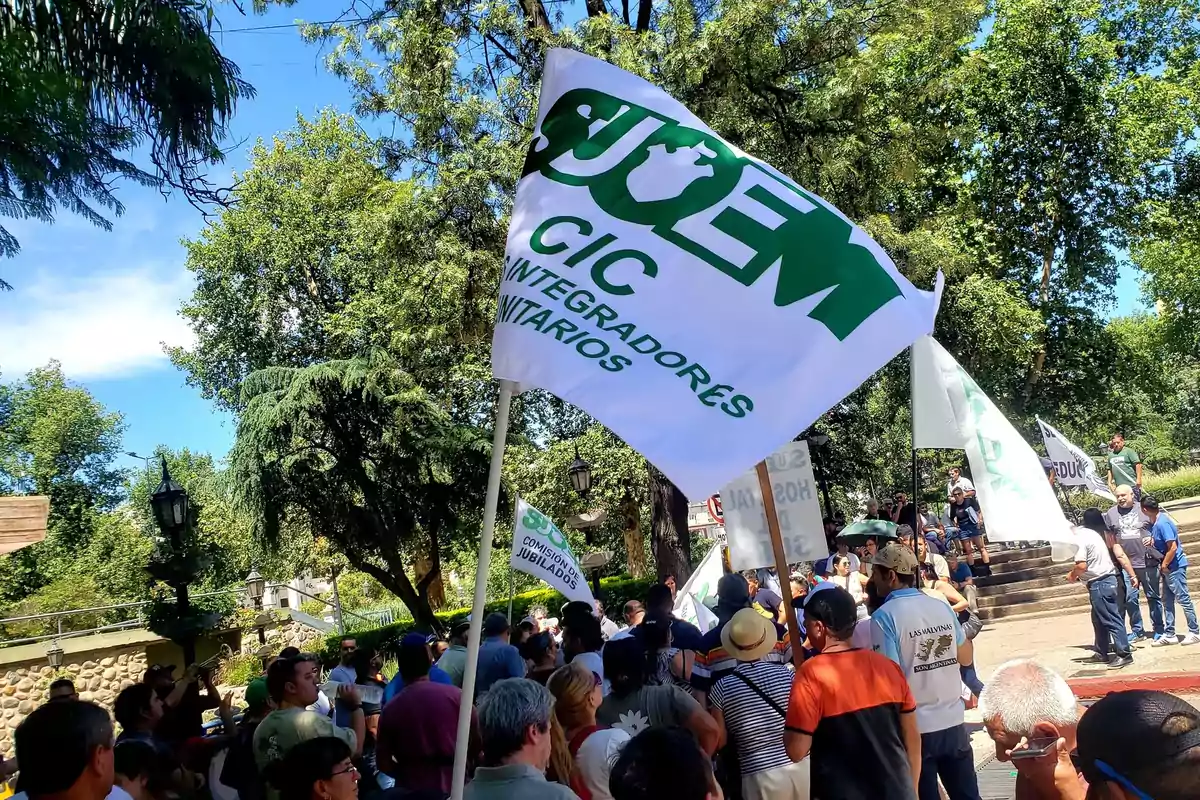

{"left": 46, "top": 640, "right": 64, "bottom": 670}
{"left": 149, "top": 458, "right": 195, "bottom": 664}
{"left": 568, "top": 444, "right": 593, "bottom": 497}
{"left": 127, "top": 452, "right": 155, "bottom": 482}
{"left": 805, "top": 434, "right": 835, "bottom": 520}
{"left": 245, "top": 569, "right": 266, "bottom": 609}
{"left": 150, "top": 459, "right": 189, "bottom": 534}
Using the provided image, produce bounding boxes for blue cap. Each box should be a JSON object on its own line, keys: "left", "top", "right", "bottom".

{"left": 401, "top": 632, "right": 429, "bottom": 647}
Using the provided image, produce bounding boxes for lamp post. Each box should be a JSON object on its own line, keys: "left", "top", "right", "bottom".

{"left": 567, "top": 444, "right": 595, "bottom": 545}
{"left": 46, "top": 640, "right": 64, "bottom": 670}
{"left": 568, "top": 444, "right": 593, "bottom": 498}
{"left": 150, "top": 459, "right": 195, "bottom": 665}
{"left": 806, "top": 434, "right": 835, "bottom": 520}
{"left": 245, "top": 569, "right": 266, "bottom": 610}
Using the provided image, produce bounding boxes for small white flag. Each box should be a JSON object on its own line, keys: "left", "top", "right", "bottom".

{"left": 1037, "top": 418, "right": 1115, "bottom": 502}
{"left": 511, "top": 498, "right": 595, "bottom": 606}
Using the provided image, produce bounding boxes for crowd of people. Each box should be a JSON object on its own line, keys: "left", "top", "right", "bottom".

{"left": 5, "top": 459, "right": 1199, "bottom": 800}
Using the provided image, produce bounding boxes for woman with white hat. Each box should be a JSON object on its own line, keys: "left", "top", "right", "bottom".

{"left": 708, "top": 608, "right": 810, "bottom": 800}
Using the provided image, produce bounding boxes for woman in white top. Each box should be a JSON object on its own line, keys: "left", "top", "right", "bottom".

{"left": 548, "top": 660, "right": 630, "bottom": 800}
{"left": 827, "top": 555, "right": 870, "bottom": 619}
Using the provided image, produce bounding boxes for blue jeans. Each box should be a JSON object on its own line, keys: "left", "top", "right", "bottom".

{"left": 1163, "top": 567, "right": 1198, "bottom": 637}
{"left": 1125, "top": 564, "right": 1164, "bottom": 637}
{"left": 1088, "top": 575, "right": 1130, "bottom": 658}
{"left": 918, "top": 725, "right": 981, "bottom": 800}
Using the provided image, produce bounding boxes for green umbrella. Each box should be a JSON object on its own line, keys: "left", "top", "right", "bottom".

{"left": 835, "top": 519, "right": 899, "bottom": 549}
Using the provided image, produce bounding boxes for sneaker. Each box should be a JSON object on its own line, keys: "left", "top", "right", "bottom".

{"left": 1108, "top": 655, "right": 1134, "bottom": 670}
{"left": 1180, "top": 633, "right": 1200, "bottom": 646}
{"left": 1132, "top": 632, "right": 1151, "bottom": 642}
{"left": 1153, "top": 635, "right": 1180, "bottom": 647}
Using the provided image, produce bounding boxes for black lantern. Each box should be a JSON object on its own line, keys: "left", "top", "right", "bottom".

{"left": 46, "top": 639, "right": 64, "bottom": 669}
{"left": 150, "top": 459, "right": 189, "bottom": 533}
{"left": 567, "top": 444, "right": 593, "bottom": 497}
{"left": 245, "top": 569, "right": 266, "bottom": 608}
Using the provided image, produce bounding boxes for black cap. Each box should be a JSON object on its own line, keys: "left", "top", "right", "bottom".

{"left": 483, "top": 612, "right": 510, "bottom": 637}
{"left": 1077, "top": 690, "right": 1200, "bottom": 785}
{"left": 449, "top": 620, "right": 471, "bottom": 638}
{"left": 716, "top": 573, "right": 750, "bottom": 609}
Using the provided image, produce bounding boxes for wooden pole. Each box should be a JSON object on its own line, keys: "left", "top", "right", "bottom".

{"left": 754, "top": 461, "right": 804, "bottom": 671}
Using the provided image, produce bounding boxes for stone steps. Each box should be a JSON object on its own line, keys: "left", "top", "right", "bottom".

{"left": 975, "top": 522, "right": 1200, "bottom": 623}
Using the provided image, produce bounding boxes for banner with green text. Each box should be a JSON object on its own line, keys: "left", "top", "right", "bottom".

{"left": 510, "top": 497, "right": 595, "bottom": 606}
{"left": 492, "top": 48, "right": 943, "bottom": 499}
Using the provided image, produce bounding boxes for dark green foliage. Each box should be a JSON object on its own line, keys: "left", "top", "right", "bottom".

{"left": 316, "top": 575, "right": 657, "bottom": 663}
{"left": 0, "top": 0, "right": 254, "bottom": 284}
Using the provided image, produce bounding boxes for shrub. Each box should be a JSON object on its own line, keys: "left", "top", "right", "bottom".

{"left": 318, "top": 574, "right": 657, "bottom": 662}
{"left": 1145, "top": 466, "right": 1200, "bottom": 503}
{"left": 217, "top": 650, "right": 263, "bottom": 687}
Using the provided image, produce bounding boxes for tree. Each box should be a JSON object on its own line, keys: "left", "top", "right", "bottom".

{"left": 960, "top": 0, "right": 1200, "bottom": 409}
{"left": 506, "top": 425, "right": 649, "bottom": 578}
{"left": 0, "top": 0, "right": 255, "bottom": 284}
{"left": 229, "top": 351, "right": 495, "bottom": 632}
{"left": 0, "top": 362, "right": 125, "bottom": 603}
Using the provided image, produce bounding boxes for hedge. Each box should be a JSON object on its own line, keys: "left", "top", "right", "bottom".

{"left": 318, "top": 575, "right": 657, "bottom": 662}
{"left": 1144, "top": 466, "right": 1200, "bottom": 504}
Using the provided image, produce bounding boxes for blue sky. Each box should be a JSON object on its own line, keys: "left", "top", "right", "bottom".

{"left": 0, "top": 6, "right": 1150, "bottom": 474}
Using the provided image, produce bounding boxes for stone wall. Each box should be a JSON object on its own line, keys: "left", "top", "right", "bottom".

{"left": 0, "top": 646, "right": 146, "bottom": 756}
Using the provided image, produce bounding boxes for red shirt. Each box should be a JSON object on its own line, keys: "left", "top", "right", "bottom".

{"left": 377, "top": 679, "right": 477, "bottom": 794}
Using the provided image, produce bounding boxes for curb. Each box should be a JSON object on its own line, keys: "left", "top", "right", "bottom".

{"left": 1067, "top": 671, "right": 1200, "bottom": 698}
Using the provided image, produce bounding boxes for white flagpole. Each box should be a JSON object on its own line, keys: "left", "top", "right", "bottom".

{"left": 507, "top": 494, "right": 518, "bottom": 623}
{"left": 450, "top": 379, "right": 517, "bottom": 800}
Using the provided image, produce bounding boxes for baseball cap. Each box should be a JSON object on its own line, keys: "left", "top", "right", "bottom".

{"left": 1076, "top": 690, "right": 1200, "bottom": 788}
{"left": 873, "top": 543, "right": 919, "bottom": 575}
{"left": 449, "top": 620, "right": 471, "bottom": 637}
{"left": 401, "top": 632, "right": 429, "bottom": 647}
{"left": 483, "top": 612, "right": 511, "bottom": 637}
{"left": 244, "top": 677, "right": 270, "bottom": 712}
{"left": 716, "top": 573, "right": 750, "bottom": 609}
{"left": 143, "top": 664, "right": 176, "bottom": 683}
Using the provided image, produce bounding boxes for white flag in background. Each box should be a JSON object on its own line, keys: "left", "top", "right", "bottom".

{"left": 674, "top": 542, "right": 724, "bottom": 631}
{"left": 1037, "top": 418, "right": 1116, "bottom": 501}
{"left": 511, "top": 498, "right": 595, "bottom": 606}
{"left": 491, "top": 48, "right": 943, "bottom": 500}
{"left": 911, "top": 336, "right": 1073, "bottom": 548}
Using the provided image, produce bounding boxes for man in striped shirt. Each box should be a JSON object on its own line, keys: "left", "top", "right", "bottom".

{"left": 691, "top": 573, "right": 793, "bottom": 705}
{"left": 709, "top": 608, "right": 809, "bottom": 799}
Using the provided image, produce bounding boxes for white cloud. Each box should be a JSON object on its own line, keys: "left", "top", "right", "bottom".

{"left": 0, "top": 265, "right": 195, "bottom": 380}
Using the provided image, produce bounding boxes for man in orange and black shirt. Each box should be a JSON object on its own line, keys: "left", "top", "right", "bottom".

{"left": 785, "top": 585, "right": 921, "bottom": 800}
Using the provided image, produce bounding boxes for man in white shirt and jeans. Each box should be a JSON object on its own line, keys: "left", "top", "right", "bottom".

{"left": 1069, "top": 525, "right": 1134, "bottom": 669}
{"left": 870, "top": 544, "right": 980, "bottom": 800}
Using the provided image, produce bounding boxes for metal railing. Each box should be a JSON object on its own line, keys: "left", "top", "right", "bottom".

{"left": 0, "top": 588, "right": 243, "bottom": 648}
{"left": 0, "top": 579, "right": 394, "bottom": 649}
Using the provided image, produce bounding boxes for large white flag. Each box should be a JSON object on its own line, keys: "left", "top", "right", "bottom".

{"left": 491, "top": 48, "right": 943, "bottom": 500}
{"left": 1037, "top": 418, "right": 1115, "bottom": 502}
{"left": 911, "top": 336, "right": 1073, "bottom": 547}
{"left": 511, "top": 498, "right": 595, "bottom": 606}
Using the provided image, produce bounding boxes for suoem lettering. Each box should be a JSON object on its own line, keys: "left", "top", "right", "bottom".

{"left": 523, "top": 89, "right": 905, "bottom": 341}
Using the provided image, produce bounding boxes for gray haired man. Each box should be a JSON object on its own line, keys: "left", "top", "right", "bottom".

{"left": 465, "top": 678, "right": 579, "bottom": 800}
{"left": 979, "top": 660, "right": 1085, "bottom": 800}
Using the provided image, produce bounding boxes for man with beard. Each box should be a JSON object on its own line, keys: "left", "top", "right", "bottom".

{"left": 1104, "top": 485, "right": 1163, "bottom": 642}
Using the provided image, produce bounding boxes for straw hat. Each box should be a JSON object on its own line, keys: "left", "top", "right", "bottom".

{"left": 720, "top": 607, "right": 779, "bottom": 663}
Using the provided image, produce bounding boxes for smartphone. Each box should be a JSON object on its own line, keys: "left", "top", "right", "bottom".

{"left": 1009, "top": 737, "right": 1060, "bottom": 760}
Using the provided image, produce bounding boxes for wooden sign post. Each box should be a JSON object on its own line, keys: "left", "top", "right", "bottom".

{"left": 754, "top": 461, "right": 805, "bottom": 671}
